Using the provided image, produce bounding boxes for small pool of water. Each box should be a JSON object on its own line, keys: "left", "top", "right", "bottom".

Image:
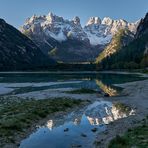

{"left": 20, "top": 101, "right": 135, "bottom": 148}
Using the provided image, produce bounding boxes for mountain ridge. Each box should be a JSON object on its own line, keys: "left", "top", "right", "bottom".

{"left": 21, "top": 12, "right": 139, "bottom": 45}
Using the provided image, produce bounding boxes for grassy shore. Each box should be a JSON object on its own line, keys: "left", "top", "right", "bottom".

{"left": 0, "top": 96, "right": 86, "bottom": 147}
{"left": 109, "top": 117, "right": 148, "bottom": 148}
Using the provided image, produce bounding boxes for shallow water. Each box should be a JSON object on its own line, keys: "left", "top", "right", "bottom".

{"left": 20, "top": 101, "right": 134, "bottom": 148}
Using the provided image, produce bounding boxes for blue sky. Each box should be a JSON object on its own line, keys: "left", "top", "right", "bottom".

{"left": 0, "top": 0, "right": 148, "bottom": 28}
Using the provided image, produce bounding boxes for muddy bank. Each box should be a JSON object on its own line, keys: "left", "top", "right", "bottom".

{"left": 95, "top": 79, "right": 148, "bottom": 147}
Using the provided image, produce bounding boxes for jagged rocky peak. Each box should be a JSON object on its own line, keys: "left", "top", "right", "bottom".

{"left": 46, "top": 12, "right": 64, "bottom": 23}
{"left": 102, "top": 17, "right": 113, "bottom": 25}
{"left": 73, "top": 16, "right": 80, "bottom": 25}
{"left": 46, "top": 12, "right": 54, "bottom": 21}
{"left": 86, "top": 17, "right": 101, "bottom": 26}
{"left": 102, "top": 17, "right": 128, "bottom": 27}
{"left": 24, "top": 12, "right": 64, "bottom": 26}
{"left": 26, "top": 14, "right": 43, "bottom": 24}
{"left": 102, "top": 17, "right": 139, "bottom": 34}
{"left": 45, "top": 12, "right": 56, "bottom": 23}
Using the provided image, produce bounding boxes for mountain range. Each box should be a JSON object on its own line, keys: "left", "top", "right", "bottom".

{"left": 20, "top": 12, "right": 139, "bottom": 62}
{"left": 0, "top": 12, "right": 147, "bottom": 70}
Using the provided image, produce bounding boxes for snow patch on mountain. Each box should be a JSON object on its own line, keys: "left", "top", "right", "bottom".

{"left": 86, "top": 31, "right": 112, "bottom": 45}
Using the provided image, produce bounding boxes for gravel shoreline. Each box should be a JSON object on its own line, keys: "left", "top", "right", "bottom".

{"left": 95, "top": 79, "right": 148, "bottom": 147}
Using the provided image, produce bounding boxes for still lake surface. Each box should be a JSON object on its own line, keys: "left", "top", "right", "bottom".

{"left": 0, "top": 72, "right": 145, "bottom": 97}
{"left": 0, "top": 72, "right": 145, "bottom": 148}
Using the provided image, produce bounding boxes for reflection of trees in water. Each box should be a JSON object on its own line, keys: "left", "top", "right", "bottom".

{"left": 95, "top": 79, "right": 118, "bottom": 96}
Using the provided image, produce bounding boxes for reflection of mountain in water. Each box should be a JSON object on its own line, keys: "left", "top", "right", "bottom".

{"left": 46, "top": 101, "right": 135, "bottom": 130}
{"left": 95, "top": 79, "right": 118, "bottom": 96}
